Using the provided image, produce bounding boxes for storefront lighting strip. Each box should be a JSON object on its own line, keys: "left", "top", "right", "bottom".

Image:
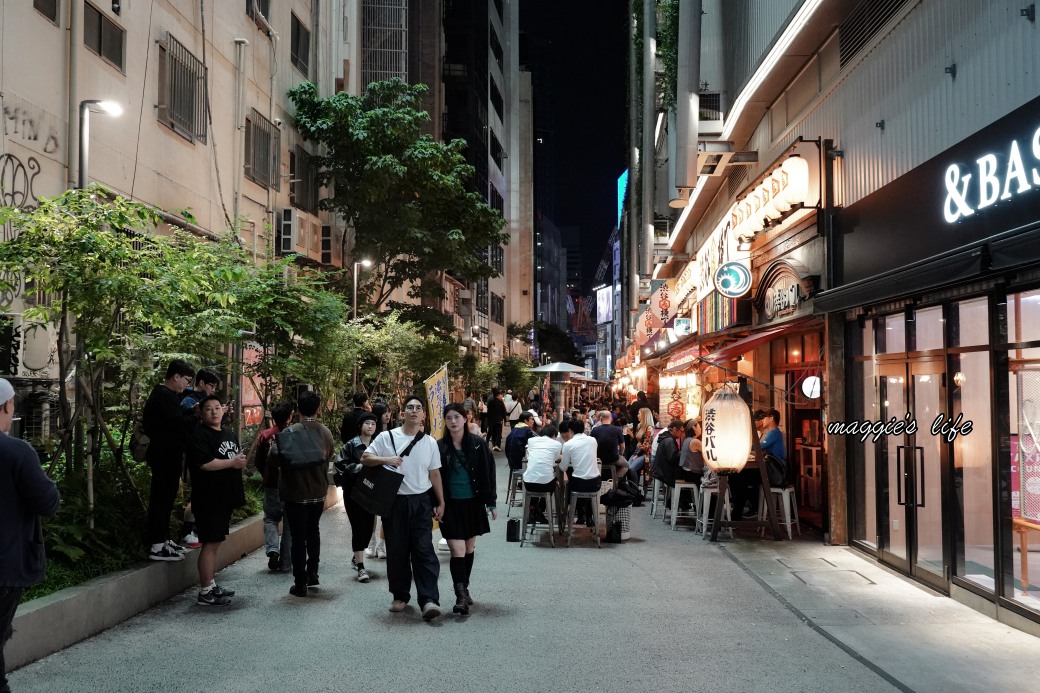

{"left": 665, "top": 0, "right": 825, "bottom": 250}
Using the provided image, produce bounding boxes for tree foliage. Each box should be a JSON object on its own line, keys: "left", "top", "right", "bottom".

{"left": 288, "top": 79, "right": 509, "bottom": 310}
{"left": 497, "top": 354, "right": 539, "bottom": 399}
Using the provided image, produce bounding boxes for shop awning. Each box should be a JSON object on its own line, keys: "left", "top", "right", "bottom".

{"left": 700, "top": 325, "right": 790, "bottom": 363}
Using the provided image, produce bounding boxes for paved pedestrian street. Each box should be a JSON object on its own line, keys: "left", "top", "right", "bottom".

{"left": 10, "top": 457, "right": 1036, "bottom": 693}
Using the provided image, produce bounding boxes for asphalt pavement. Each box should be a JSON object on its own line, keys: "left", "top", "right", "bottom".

{"left": 10, "top": 453, "right": 1039, "bottom": 692}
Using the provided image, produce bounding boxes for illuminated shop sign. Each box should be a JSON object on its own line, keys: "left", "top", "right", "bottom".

{"left": 943, "top": 126, "right": 1040, "bottom": 223}
{"left": 763, "top": 278, "right": 802, "bottom": 321}
{"left": 714, "top": 261, "right": 752, "bottom": 298}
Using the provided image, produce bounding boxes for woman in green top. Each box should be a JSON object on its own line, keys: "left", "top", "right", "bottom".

{"left": 437, "top": 403, "right": 497, "bottom": 615}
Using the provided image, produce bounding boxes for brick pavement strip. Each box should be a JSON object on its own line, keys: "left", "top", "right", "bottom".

{"left": 5, "top": 456, "right": 1000, "bottom": 692}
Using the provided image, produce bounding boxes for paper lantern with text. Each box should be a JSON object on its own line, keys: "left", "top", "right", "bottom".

{"left": 701, "top": 384, "right": 752, "bottom": 473}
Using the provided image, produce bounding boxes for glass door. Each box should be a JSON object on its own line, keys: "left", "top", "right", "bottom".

{"left": 877, "top": 359, "right": 950, "bottom": 591}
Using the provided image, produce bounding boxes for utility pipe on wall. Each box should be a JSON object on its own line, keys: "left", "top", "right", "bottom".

{"left": 641, "top": 0, "right": 656, "bottom": 276}
{"left": 674, "top": 0, "right": 702, "bottom": 194}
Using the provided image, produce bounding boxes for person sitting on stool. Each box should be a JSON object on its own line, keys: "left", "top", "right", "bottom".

{"left": 559, "top": 419, "right": 600, "bottom": 526}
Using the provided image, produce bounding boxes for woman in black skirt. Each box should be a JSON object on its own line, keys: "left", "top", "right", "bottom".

{"left": 438, "top": 403, "right": 497, "bottom": 615}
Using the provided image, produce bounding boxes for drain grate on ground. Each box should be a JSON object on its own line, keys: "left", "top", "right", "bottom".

{"left": 776, "top": 557, "right": 837, "bottom": 570}
{"left": 791, "top": 569, "right": 876, "bottom": 587}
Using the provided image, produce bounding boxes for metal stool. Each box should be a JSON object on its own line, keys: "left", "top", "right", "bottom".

{"left": 758, "top": 485, "right": 801, "bottom": 539}
{"left": 671, "top": 481, "right": 700, "bottom": 530}
{"left": 697, "top": 485, "right": 733, "bottom": 538}
{"left": 505, "top": 469, "right": 524, "bottom": 516}
{"left": 520, "top": 488, "right": 555, "bottom": 547}
{"left": 649, "top": 479, "right": 670, "bottom": 519}
{"left": 566, "top": 490, "right": 601, "bottom": 548}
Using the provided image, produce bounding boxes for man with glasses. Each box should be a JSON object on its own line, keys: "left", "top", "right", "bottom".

{"left": 362, "top": 395, "right": 445, "bottom": 620}
{"left": 142, "top": 359, "right": 199, "bottom": 561}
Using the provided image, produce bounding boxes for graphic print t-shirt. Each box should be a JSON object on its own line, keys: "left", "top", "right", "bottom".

{"left": 187, "top": 426, "right": 246, "bottom": 511}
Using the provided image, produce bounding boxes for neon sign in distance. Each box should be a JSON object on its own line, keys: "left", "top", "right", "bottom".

{"left": 714, "top": 262, "right": 752, "bottom": 298}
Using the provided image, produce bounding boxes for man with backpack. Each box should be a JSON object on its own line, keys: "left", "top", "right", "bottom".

{"left": 505, "top": 410, "right": 539, "bottom": 472}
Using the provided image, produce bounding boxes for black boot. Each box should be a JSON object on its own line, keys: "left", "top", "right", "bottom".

{"left": 453, "top": 583, "right": 469, "bottom": 615}
{"left": 464, "top": 583, "right": 473, "bottom": 606}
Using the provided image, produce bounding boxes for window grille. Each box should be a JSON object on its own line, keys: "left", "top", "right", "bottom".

{"left": 361, "top": 0, "right": 408, "bottom": 85}
{"left": 489, "top": 185, "right": 504, "bottom": 215}
{"left": 489, "top": 25, "right": 504, "bottom": 72}
{"left": 246, "top": 0, "right": 270, "bottom": 21}
{"left": 244, "top": 108, "right": 280, "bottom": 190}
{"left": 290, "top": 146, "right": 320, "bottom": 213}
{"left": 491, "top": 245, "right": 504, "bottom": 273}
{"left": 158, "top": 33, "right": 208, "bottom": 143}
{"left": 321, "top": 225, "right": 333, "bottom": 265}
{"left": 476, "top": 278, "right": 490, "bottom": 315}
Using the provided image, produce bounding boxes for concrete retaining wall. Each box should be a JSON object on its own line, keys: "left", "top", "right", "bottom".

{"left": 8, "top": 487, "right": 340, "bottom": 670}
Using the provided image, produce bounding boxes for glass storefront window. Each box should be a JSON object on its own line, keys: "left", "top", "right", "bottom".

{"left": 951, "top": 351, "right": 994, "bottom": 592}
{"left": 849, "top": 359, "right": 878, "bottom": 548}
{"left": 1006, "top": 346, "right": 1040, "bottom": 610}
{"left": 914, "top": 306, "right": 944, "bottom": 351}
{"left": 1007, "top": 289, "right": 1040, "bottom": 343}
{"left": 951, "top": 297, "right": 988, "bottom": 347}
{"left": 878, "top": 313, "right": 906, "bottom": 353}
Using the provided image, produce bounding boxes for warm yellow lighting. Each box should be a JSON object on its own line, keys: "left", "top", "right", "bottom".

{"left": 701, "top": 384, "right": 752, "bottom": 473}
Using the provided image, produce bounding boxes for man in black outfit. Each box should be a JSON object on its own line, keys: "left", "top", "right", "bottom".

{"left": 142, "top": 359, "right": 199, "bottom": 561}
{"left": 485, "top": 389, "right": 507, "bottom": 452}
{"left": 628, "top": 391, "right": 650, "bottom": 423}
{"left": 340, "top": 391, "right": 370, "bottom": 444}
{"left": 590, "top": 409, "right": 629, "bottom": 481}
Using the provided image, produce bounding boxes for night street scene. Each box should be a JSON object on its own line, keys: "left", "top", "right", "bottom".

{"left": 4, "top": 1, "right": 1040, "bottom": 692}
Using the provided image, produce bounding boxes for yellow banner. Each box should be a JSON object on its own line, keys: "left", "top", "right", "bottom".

{"left": 424, "top": 364, "right": 450, "bottom": 439}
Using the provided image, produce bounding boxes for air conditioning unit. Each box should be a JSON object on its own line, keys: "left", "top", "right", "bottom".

{"left": 278, "top": 208, "right": 298, "bottom": 255}
{"left": 0, "top": 314, "right": 58, "bottom": 379}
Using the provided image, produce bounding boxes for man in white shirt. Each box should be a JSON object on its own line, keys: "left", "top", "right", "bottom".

{"left": 522, "top": 425, "right": 562, "bottom": 524}
{"left": 362, "top": 394, "right": 445, "bottom": 620}
{"left": 559, "top": 419, "right": 601, "bottom": 526}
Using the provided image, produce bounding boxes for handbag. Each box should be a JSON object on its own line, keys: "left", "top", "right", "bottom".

{"left": 506, "top": 517, "right": 521, "bottom": 542}
{"left": 275, "top": 425, "right": 328, "bottom": 469}
{"left": 765, "top": 453, "right": 788, "bottom": 488}
{"left": 349, "top": 431, "right": 425, "bottom": 516}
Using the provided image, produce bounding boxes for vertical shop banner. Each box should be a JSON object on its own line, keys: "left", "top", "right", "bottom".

{"left": 1015, "top": 372, "right": 1040, "bottom": 522}
{"left": 424, "top": 364, "right": 449, "bottom": 439}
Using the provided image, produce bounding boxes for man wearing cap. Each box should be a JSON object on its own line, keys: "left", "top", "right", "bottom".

{"left": 0, "top": 378, "right": 60, "bottom": 691}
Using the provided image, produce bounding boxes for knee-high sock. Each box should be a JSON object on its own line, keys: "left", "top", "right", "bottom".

{"left": 464, "top": 551, "right": 474, "bottom": 584}
{"left": 449, "top": 556, "right": 466, "bottom": 585}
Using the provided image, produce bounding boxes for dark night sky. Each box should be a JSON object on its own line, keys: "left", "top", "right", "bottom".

{"left": 520, "top": 1, "right": 629, "bottom": 295}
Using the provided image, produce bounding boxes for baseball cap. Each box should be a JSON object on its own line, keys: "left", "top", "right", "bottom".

{"left": 523, "top": 410, "right": 542, "bottom": 427}
{"left": 0, "top": 378, "right": 14, "bottom": 405}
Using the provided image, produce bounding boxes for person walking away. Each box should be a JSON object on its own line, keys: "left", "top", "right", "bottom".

{"left": 362, "top": 394, "right": 445, "bottom": 620}
{"left": 485, "top": 389, "right": 507, "bottom": 451}
{"left": 503, "top": 390, "right": 521, "bottom": 429}
{"left": 142, "top": 359, "right": 199, "bottom": 561}
{"left": 277, "top": 391, "right": 334, "bottom": 597}
{"left": 438, "top": 404, "right": 497, "bottom": 615}
{"left": 185, "top": 396, "right": 247, "bottom": 606}
{"left": 253, "top": 401, "right": 294, "bottom": 572}
{"left": 522, "top": 424, "right": 562, "bottom": 525}
{"left": 337, "top": 412, "right": 379, "bottom": 583}
{"left": 339, "top": 392, "right": 370, "bottom": 444}
{"left": 462, "top": 391, "right": 477, "bottom": 416}
{"left": 0, "top": 378, "right": 60, "bottom": 691}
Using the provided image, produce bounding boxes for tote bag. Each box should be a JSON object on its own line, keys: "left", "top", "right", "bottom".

{"left": 349, "top": 431, "right": 424, "bottom": 516}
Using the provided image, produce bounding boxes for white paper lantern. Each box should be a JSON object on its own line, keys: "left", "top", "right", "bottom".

{"left": 701, "top": 384, "right": 752, "bottom": 473}
{"left": 780, "top": 156, "right": 810, "bottom": 206}
{"left": 769, "top": 167, "right": 792, "bottom": 213}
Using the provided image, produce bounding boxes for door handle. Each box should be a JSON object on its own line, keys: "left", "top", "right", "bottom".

{"left": 915, "top": 446, "right": 925, "bottom": 508}
{"left": 896, "top": 445, "right": 905, "bottom": 506}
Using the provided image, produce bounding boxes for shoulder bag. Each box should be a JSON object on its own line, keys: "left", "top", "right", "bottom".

{"left": 275, "top": 425, "right": 328, "bottom": 469}
{"left": 349, "top": 431, "right": 425, "bottom": 517}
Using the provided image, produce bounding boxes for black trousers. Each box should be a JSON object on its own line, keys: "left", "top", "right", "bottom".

{"left": 487, "top": 420, "right": 504, "bottom": 448}
{"left": 566, "top": 475, "right": 602, "bottom": 519}
{"left": 383, "top": 493, "right": 440, "bottom": 607}
{"left": 343, "top": 495, "right": 376, "bottom": 553}
{"left": 285, "top": 501, "right": 324, "bottom": 586}
{"left": 728, "top": 468, "right": 762, "bottom": 520}
{"left": 0, "top": 586, "right": 24, "bottom": 693}
{"left": 145, "top": 462, "right": 182, "bottom": 545}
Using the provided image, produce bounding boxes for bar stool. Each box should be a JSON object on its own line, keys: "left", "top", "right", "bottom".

{"left": 504, "top": 469, "right": 524, "bottom": 516}
{"left": 697, "top": 485, "right": 732, "bottom": 538}
{"left": 520, "top": 487, "right": 555, "bottom": 547}
{"left": 671, "top": 481, "right": 699, "bottom": 530}
{"left": 566, "top": 490, "right": 601, "bottom": 548}
{"left": 649, "top": 479, "right": 670, "bottom": 519}
{"left": 757, "top": 485, "right": 801, "bottom": 539}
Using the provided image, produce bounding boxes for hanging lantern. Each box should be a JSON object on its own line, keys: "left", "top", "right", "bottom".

{"left": 701, "top": 383, "right": 752, "bottom": 473}
{"left": 780, "top": 156, "right": 810, "bottom": 206}
{"left": 770, "top": 167, "right": 792, "bottom": 213}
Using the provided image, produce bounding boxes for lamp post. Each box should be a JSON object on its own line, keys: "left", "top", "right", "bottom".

{"left": 351, "top": 258, "right": 372, "bottom": 391}
{"left": 701, "top": 383, "right": 781, "bottom": 541}
{"left": 78, "top": 100, "right": 123, "bottom": 190}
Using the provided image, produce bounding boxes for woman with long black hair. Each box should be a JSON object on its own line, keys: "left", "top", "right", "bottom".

{"left": 335, "top": 412, "right": 378, "bottom": 583}
{"left": 363, "top": 402, "right": 391, "bottom": 559}
{"left": 438, "top": 403, "right": 497, "bottom": 615}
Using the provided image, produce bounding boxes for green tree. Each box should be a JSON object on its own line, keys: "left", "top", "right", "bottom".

{"left": 458, "top": 351, "right": 499, "bottom": 397}
{"left": 497, "top": 354, "right": 539, "bottom": 400}
{"left": 288, "top": 79, "right": 509, "bottom": 310}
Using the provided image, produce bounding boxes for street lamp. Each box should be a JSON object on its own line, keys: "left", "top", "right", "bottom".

{"left": 351, "top": 258, "right": 372, "bottom": 391}
{"left": 78, "top": 100, "right": 123, "bottom": 189}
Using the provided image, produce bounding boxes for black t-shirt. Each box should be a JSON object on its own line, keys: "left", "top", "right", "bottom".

{"left": 590, "top": 424, "right": 625, "bottom": 464}
{"left": 186, "top": 426, "right": 246, "bottom": 512}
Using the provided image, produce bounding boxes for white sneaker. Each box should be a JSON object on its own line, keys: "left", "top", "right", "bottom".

{"left": 149, "top": 546, "right": 184, "bottom": 562}
{"left": 438, "top": 538, "right": 449, "bottom": 552}
{"left": 364, "top": 545, "right": 377, "bottom": 559}
{"left": 182, "top": 532, "right": 201, "bottom": 548}
{"left": 165, "top": 540, "right": 188, "bottom": 554}
{"left": 376, "top": 542, "right": 386, "bottom": 559}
